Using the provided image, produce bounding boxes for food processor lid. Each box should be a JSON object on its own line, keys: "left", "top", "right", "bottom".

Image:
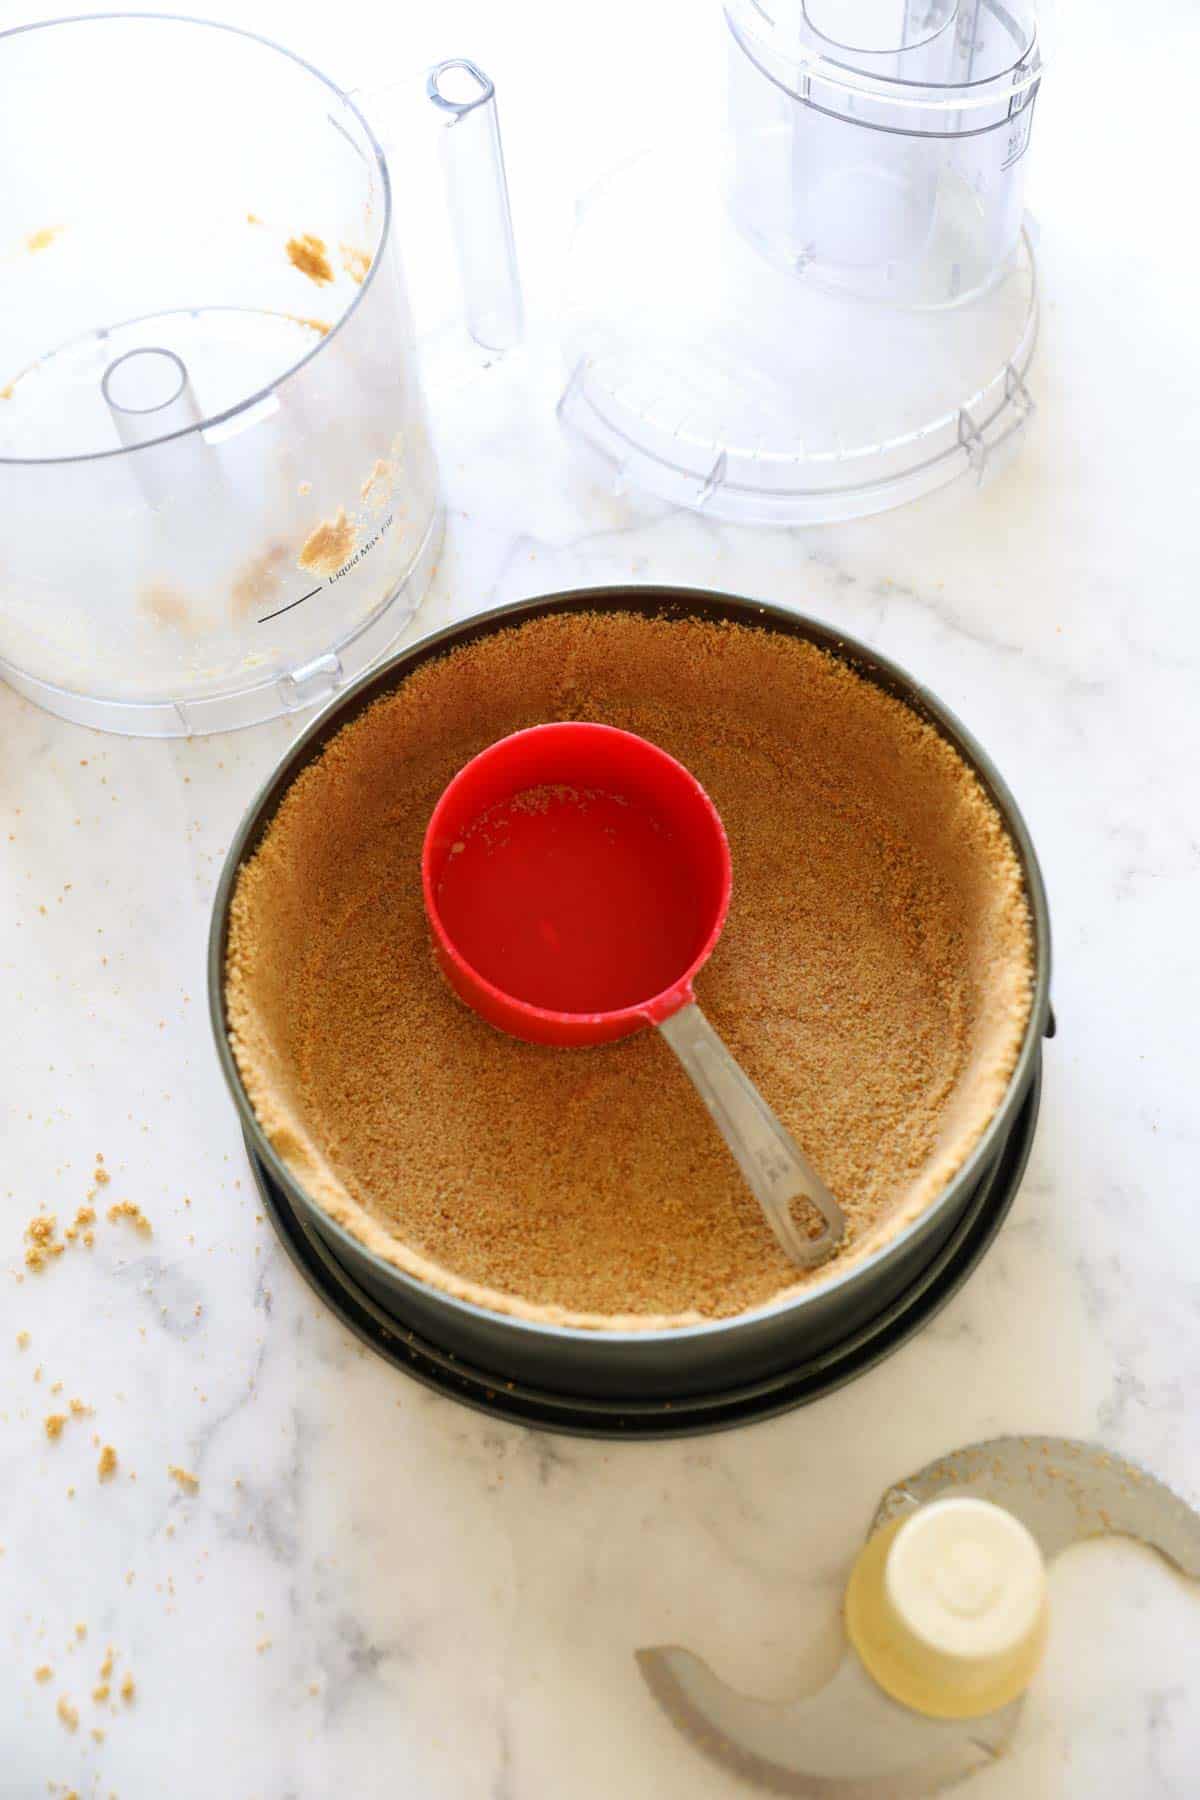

{"left": 726, "top": 0, "right": 1046, "bottom": 129}
{"left": 558, "top": 137, "right": 1038, "bottom": 526}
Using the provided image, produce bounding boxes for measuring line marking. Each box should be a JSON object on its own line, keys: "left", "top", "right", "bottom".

{"left": 259, "top": 586, "right": 322, "bottom": 625}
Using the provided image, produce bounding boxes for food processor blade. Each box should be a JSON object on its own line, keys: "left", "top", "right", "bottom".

{"left": 870, "top": 1435, "right": 1200, "bottom": 1572}
{"left": 637, "top": 1437, "right": 1200, "bottom": 1793}
{"left": 637, "top": 1644, "right": 1020, "bottom": 1796}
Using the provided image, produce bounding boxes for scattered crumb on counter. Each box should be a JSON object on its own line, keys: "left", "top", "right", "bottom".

{"left": 106, "top": 1201, "right": 151, "bottom": 1236}
{"left": 35, "top": 1665, "right": 52, "bottom": 1682}
{"left": 69, "top": 1399, "right": 90, "bottom": 1417}
{"left": 120, "top": 1673, "right": 135, "bottom": 1704}
{"left": 27, "top": 225, "right": 63, "bottom": 253}
{"left": 56, "top": 1695, "right": 78, "bottom": 1731}
{"left": 64, "top": 1209, "right": 94, "bottom": 1252}
{"left": 98, "top": 1648, "right": 114, "bottom": 1682}
{"left": 168, "top": 1465, "right": 198, "bottom": 1493}
{"left": 93, "top": 1167, "right": 109, "bottom": 1187}
{"left": 92, "top": 1683, "right": 110, "bottom": 1703}
{"left": 16, "top": 1330, "right": 30, "bottom": 1349}
{"left": 25, "top": 1215, "right": 63, "bottom": 1270}
{"left": 45, "top": 1414, "right": 67, "bottom": 1440}
{"left": 74, "top": 1624, "right": 86, "bottom": 1639}
{"left": 97, "top": 1446, "right": 118, "bottom": 1481}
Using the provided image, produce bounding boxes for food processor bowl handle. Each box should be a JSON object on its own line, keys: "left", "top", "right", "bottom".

{"left": 427, "top": 59, "right": 524, "bottom": 354}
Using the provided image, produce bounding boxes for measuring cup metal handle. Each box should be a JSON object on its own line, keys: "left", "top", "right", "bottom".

{"left": 656, "top": 1002, "right": 845, "bottom": 1269}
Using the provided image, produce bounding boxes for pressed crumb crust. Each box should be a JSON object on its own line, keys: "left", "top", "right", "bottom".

{"left": 226, "top": 612, "right": 1034, "bottom": 1329}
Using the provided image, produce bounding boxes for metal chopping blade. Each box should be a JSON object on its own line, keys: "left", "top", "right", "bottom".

{"left": 637, "top": 1644, "right": 1021, "bottom": 1799}
{"left": 637, "top": 1437, "right": 1200, "bottom": 1797}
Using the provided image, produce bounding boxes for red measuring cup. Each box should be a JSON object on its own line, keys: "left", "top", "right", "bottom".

{"left": 422, "top": 722, "right": 844, "bottom": 1267}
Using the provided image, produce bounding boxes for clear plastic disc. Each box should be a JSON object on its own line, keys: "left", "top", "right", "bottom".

{"left": 559, "top": 136, "right": 1038, "bottom": 526}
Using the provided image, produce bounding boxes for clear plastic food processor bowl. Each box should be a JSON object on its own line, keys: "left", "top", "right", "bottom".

{"left": 0, "top": 15, "right": 443, "bottom": 736}
{"left": 558, "top": 1, "right": 1046, "bottom": 526}
{"left": 726, "top": 0, "right": 1046, "bottom": 304}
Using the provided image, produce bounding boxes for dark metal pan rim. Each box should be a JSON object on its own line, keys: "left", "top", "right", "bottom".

{"left": 243, "top": 1057, "right": 1040, "bottom": 1437}
{"left": 208, "top": 585, "right": 1052, "bottom": 1348}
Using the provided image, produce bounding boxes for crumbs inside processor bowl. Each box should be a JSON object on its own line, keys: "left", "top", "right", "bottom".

{"left": 0, "top": 14, "right": 442, "bottom": 735}
{"left": 212, "top": 589, "right": 1050, "bottom": 1402}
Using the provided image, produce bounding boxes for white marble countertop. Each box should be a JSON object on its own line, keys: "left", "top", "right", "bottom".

{"left": 3, "top": 2, "right": 1199, "bottom": 1795}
